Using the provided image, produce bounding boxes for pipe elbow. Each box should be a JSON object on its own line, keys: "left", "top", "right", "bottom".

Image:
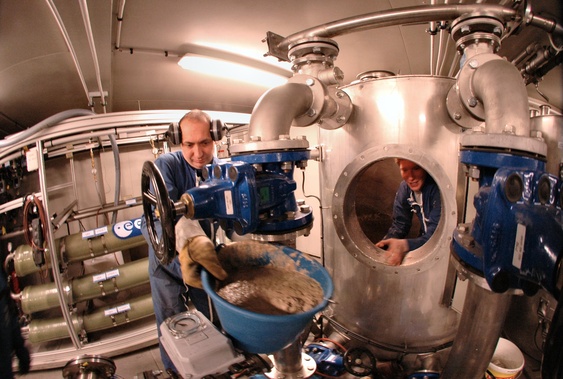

{"left": 471, "top": 59, "right": 530, "bottom": 136}
{"left": 249, "top": 83, "right": 314, "bottom": 141}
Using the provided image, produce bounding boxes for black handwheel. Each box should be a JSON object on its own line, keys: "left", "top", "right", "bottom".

{"left": 141, "top": 160, "right": 177, "bottom": 265}
{"left": 344, "top": 347, "right": 377, "bottom": 377}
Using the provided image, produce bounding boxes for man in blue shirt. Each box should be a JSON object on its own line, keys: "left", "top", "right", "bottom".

{"left": 141, "top": 110, "right": 226, "bottom": 376}
{"left": 375, "top": 159, "right": 441, "bottom": 266}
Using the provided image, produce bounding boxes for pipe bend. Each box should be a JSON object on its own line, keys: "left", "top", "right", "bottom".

{"left": 471, "top": 59, "right": 530, "bottom": 136}
{"left": 249, "top": 82, "right": 314, "bottom": 141}
{"left": 280, "top": 4, "right": 517, "bottom": 52}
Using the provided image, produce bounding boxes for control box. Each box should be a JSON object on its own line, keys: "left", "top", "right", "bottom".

{"left": 160, "top": 311, "right": 244, "bottom": 379}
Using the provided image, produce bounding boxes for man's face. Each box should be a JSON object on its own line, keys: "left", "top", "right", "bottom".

{"left": 399, "top": 159, "right": 427, "bottom": 192}
{"left": 180, "top": 119, "right": 214, "bottom": 169}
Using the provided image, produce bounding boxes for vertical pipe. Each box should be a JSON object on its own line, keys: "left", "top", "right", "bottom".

{"left": 471, "top": 59, "right": 530, "bottom": 136}
{"left": 248, "top": 83, "right": 313, "bottom": 141}
{"left": 70, "top": 154, "right": 79, "bottom": 209}
{"left": 441, "top": 280, "right": 512, "bottom": 378}
{"left": 272, "top": 340, "right": 304, "bottom": 374}
{"left": 429, "top": 0, "right": 436, "bottom": 75}
{"left": 78, "top": 0, "right": 107, "bottom": 113}
{"left": 44, "top": 0, "right": 90, "bottom": 105}
{"left": 37, "top": 141, "right": 81, "bottom": 348}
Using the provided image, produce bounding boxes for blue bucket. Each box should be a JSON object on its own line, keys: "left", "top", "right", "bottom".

{"left": 201, "top": 243, "right": 333, "bottom": 354}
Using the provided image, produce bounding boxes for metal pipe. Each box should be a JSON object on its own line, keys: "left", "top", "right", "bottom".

{"left": 78, "top": 0, "right": 107, "bottom": 112}
{"left": 248, "top": 83, "right": 313, "bottom": 141}
{"left": 429, "top": 0, "right": 436, "bottom": 76}
{"left": 511, "top": 42, "right": 540, "bottom": 67}
{"left": 441, "top": 280, "right": 512, "bottom": 378}
{"left": 273, "top": 341, "right": 303, "bottom": 374}
{"left": 115, "top": 0, "right": 126, "bottom": 49}
{"left": 68, "top": 197, "right": 142, "bottom": 221}
{"left": 437, "top": 29, "right": 452, "bottom": 76}
{"left": 108, "top": 134, "right": 121, "bottom": 224}
{"left": 26, "top": 293, "right": 153, "bottom": 343}
{"left": 277, "top": 5, "right": 517, "bottom": 54}
{"left": 44, "top": 0, "right": 91, "bottom": 106}
{"left": 20, "top": 258, "right": 149, "bottom": 314}
{"left": 471, "top": 58, "right": 530, "bottom": 136}
{"left": 0, "top": 229, "right": 24, "bottom": 240}
{"left": 527, "top": 12, "right": 563, "bottom": 36}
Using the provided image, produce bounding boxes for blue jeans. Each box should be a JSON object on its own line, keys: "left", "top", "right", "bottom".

{"left": 141, "top": 219, "right": 216, "bottom": 372}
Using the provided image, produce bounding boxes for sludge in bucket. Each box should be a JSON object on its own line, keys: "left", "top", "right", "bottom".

{"left": 201, "top": 241, "right": 333, "bottom": 354}
{"left": 485, "top": 338, "right": 525, "bottom": 379}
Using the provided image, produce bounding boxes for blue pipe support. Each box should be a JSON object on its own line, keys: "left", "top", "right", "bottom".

{"left": 304, "top": 343, "right": 345, "bottom": 376}
{"left": 453, "top": 150, "right": 562, "bottom": 296}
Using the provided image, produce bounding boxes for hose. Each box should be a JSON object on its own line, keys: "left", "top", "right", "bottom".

{"left": 0, "top": 109, "right": 94, "bottom": 148}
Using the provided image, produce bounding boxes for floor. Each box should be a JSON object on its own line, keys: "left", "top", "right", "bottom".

{"left": 16, "top": 344, "right": 166, "bottom": 379}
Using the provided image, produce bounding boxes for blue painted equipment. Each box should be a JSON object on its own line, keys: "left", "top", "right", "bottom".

{"left": 190, "top": 150, "right": 313, "bottom": 235}
{"left": 141, "top": 149, "right": 314, "bottom": 265}
{"left": 452, "top": 149, "right": 562, "bottom": 296}
{"left": 304, "top": 343, "right": 345, "bottom": 376}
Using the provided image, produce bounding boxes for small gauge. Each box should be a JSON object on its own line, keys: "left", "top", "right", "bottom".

{"left": 165, "top": 312, "right": 202, "bottom": 338}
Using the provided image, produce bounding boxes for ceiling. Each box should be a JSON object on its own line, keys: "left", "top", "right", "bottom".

{"left": 0, "top": 0, "right": 561, "bottom": 139}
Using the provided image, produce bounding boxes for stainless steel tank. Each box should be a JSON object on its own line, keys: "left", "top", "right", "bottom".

{"left": 320, "top": 75, "right": 463, "bottom": 360}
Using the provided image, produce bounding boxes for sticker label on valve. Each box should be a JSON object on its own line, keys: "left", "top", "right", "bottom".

{"left": 224, "top": 190, "right": 234, "bottom": 215}
{"left": 512, "top": 223, "right": 525, "bottom": 269}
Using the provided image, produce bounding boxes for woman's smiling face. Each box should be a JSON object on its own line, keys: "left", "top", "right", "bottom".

{"left": 398, "top": 159, "right": 427, "bottom": 192}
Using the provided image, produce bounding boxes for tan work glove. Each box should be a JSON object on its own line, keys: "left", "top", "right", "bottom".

{"left": 178, "top": 235, "right": 227, "bottom": 288}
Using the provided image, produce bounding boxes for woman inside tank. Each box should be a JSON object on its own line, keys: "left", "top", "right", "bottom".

{"left": 375, "top": 159, "right": 441, "bottom": 266}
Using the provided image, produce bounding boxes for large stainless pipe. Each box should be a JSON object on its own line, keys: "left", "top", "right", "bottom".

{"left": 277, "top": 5, "right": 517, "bottom": 53}
{"left": 21, "top": 258, "right": 149, "bottom": 314}
{"left": 441, "top": 280, "right": 512, "bottom": 378}
{"left": 272, "top": 341, "right": 304, "bottom": 375}
{"left": 26, "top": 293, "right": 153, "bottom": 343}
{"left": 471, "top": 59, "right": 530, "bottom": 136}
{"left": 247, "top": 82, "right": 313, "bottom": 142}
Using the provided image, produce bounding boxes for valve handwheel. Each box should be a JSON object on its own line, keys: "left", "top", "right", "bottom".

{"left": 141, "top": 161, "right": 177, "bottom": 265}
{"left": 343, "top": 347, "right": 377, "bottom": 377}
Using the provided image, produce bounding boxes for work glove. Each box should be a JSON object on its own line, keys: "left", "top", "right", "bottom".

{"left": 178, "top": 235, "right": 227, "bottom": 288}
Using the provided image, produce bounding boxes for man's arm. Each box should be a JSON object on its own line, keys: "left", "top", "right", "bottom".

{"left": 383, "top": 183, "right": 412, "bottom": 239}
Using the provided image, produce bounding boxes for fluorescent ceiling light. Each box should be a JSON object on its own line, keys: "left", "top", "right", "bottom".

{"left": 178, "top": 54, "right": 289, "bottom": 88}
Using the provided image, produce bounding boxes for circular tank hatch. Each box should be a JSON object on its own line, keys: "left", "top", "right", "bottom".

{"left": 331, "top": 144, "right": 458, "bottom": 274}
